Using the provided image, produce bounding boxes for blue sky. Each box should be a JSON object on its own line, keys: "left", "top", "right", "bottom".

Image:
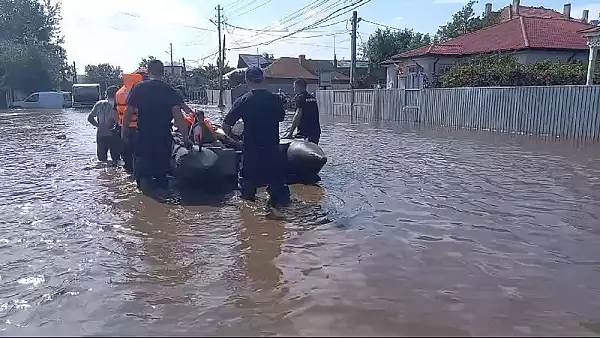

{"left": 60, "top": 0, "right": 600, "bottom": 72}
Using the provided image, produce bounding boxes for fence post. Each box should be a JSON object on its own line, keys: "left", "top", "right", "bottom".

{"left": 350, "top": 87, "right": 355, "bottom": 123}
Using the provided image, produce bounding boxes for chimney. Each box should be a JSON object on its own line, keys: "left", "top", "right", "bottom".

{"left": 512, "top": 0, "right": 520, "bottom": 17}
{"left": 333, "top": 54, "right": 338, "bottom": 69}
{"left": 583, "top": 9, "right": 589, "bottom": 23}
{"left": 485, "top": 3, "right": 493, "bottom": 18}
{"left": 298, "top": 54, "right": 306, "bottom": 67}
{"left": 563, "top": 3, "right": 571, "bottom": 18}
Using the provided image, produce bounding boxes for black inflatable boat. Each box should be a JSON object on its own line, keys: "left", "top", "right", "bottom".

{"left": 170, "top": 133, "right": 240, "bottom": 187}
{"left": 170, "top": 131, "right": 326, "bottom": 187}
{"left": 279, "top": 139, "right": 327, "bottom": 185}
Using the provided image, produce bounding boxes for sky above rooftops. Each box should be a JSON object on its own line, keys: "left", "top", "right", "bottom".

{"left": 59, "top": 0, "right": 600, "bottom": 72}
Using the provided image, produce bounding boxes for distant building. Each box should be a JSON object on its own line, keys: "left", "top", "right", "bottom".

{"left": 382, "top": 0, "right": 598, "bottom": 88}
{"left": 237, "top": 54, "right": 273, "bottom": 68}
{"left": 164, "top": 65, "right": 184, "bottom": 76}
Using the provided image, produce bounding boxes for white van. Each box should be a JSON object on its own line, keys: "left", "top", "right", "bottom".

{"left": 10, "top": 91, "right": 72, "bottom": 109}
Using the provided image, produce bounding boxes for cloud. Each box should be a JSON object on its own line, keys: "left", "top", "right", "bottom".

{"left": 60, "top": 0, "right": 212, "bottom": 71}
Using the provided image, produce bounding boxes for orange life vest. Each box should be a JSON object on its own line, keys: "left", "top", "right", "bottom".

{"left": 116, "top": 72, "right": 144, "bottom": 127}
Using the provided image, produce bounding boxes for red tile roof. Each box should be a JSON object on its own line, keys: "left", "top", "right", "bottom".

{"left": 264, "top": 57, "right": 317, "bottom": 79}
{"left": 263, "top": 57, "right": 350, "bottom": 81}
{"left": 496, "top": 5, "right": 570, "bottom": 22}
{"left": 385, "top": 16, "right": 594, "bottom": 62}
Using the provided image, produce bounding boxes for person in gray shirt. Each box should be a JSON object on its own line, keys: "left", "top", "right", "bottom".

{"left": 88, "top": 85, "right": 120, "bottom": 162}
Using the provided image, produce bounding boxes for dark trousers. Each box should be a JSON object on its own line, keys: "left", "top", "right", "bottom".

{"left": 134, "top": 137, "right": 172, "bottom": 191}
{"left": 97, "top": 134, "right": 120, "bottom": 162}
{"left": 240, "top": 149, "right": 290, "bottom": 206}
{"left": 121, "top": 127, "right": 138, "bottom": 174}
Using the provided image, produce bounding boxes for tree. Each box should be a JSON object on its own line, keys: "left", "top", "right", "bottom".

{"left": 361, "top": 28, "right": 432, "bottom": 66}
{"left": 0, "top": 0, "right": 68, "bottom": 94}
{"left": 84, "top": 63, "right": 123, "bottom": 91}
{"left": 138, "top": 56, "right": 157, "bottom": 69}
{"left": 438, "top": 54, "right": 598, "bottom": 88}
{"left": 435, "top": 1, "right": 498, "bottom": 41}
{"left": 261, "top": 52, "right": 274, "bottom": 62}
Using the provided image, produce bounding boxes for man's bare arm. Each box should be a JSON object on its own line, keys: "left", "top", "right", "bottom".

{"left": 286, "top": 108, "right": 303, "bottom": 137}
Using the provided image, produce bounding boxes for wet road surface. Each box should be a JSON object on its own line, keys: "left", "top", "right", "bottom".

{"left": 1, "top": 108, "right": 600, "bottom": 335}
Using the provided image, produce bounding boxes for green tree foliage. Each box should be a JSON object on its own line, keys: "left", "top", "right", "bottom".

{"left": 138, "top": 55, "right": 157, "bottom": 69}
{"left": 439, "top": 54, "right": 597, "bottom": 87}
{"left": 0, "top": 0, "right": 69, "bottom": 94}
{"left": 84, "top": 63, "right": 123, "bottom": 92}
{"left": 361, "top": 28, "right": 432, "bottom": 65}
{"left": 434, "top": 1, "right": 498, "bottom": 41}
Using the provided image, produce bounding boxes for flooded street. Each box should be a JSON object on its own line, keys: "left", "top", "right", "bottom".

{"left": 2, "top": 108, "right": 600, "bottom": 336}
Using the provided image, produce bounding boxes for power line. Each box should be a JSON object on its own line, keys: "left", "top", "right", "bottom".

{"left": 228, "top": 0, "right": 371, "bottom": 51}
{"left": 361, "top": 18, "right": 405, "bottom": 31}
{"left": 117, "top": 11, "right": 214, "bottom": 31}
{"left": 228, "top": 0, "right": 273, "bottom": 19}
{"left": 223, "top": 19, "right": 347, "bottom": 33}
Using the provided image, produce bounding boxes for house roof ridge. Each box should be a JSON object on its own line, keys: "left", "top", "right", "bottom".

{"left": 520, "top": 16, "right": 530, "bottom": 47}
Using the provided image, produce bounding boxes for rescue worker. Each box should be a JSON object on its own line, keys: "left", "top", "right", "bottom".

{"left": 284, "top": 78, "right": 321, "bottom": 145}
{"left": 115, "top": 70, "right": 147, "bottom": 174}
{"left": 222, "top": 67, "right": 290, "bottom": 207}
{"left": 122, "top": 59, "right": 190, "bottom": 195}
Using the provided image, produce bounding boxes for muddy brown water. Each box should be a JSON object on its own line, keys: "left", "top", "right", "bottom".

{"left": 1, "top": 108, "right": 600, "bottom": 336}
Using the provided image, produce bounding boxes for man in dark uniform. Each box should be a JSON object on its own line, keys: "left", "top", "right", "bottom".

{"left": 222, "top": 67, "right": 290, "bottom": 207}
{"left": 122, "top": 59, "right": 190, "bottom": 195}
{"left": 284, "top": 78, "right": 321, "bottom": 144}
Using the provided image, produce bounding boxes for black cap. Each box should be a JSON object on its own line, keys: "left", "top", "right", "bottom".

{"left": 245, "top": 67, "right": 264, "bottom": 82}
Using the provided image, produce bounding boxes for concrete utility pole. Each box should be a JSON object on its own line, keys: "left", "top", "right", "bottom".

{"left": 72, "top": 61, "right": 77, "bottom": 84}
{"left": 350, "top": 11, "right": 358, "bottom": 88}
{"left": 182, "top": 58, "right": 187, "bottom": 89}
{"left": 169, "top": 43, "right": 174, "bottom": 75}
{"left": 216, "top": 5, "right": 224, "bottom": 109}
{"left": 349, "top": 11, "right": 361, "bottom": 121}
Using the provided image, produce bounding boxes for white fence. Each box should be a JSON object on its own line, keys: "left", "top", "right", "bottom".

{"left": 316, "top": 85, "right": 600, "bottom": 140}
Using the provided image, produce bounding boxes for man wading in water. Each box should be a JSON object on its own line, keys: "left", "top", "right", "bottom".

{"left": 222, "top": 67, "right": 291, "bottom": 207}
{"left": 122, "top": 59, "right": 190, "bottom": 197}
{"left": 88, "top": 85, "right": 120, "bottom": 164}
{"left": 284, "top": 78, "right": 321, "bottom": 144}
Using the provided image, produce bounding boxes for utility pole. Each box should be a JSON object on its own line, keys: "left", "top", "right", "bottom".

{"left": 182, "top": 58, "right": 187, "bottom": 89}
{"left": 169, "top": 43, "right": 174, "bottom": 75}
{"left": 349, "top": 11, "right": 359, "bottom": 122}
{"left": 350, "top": 11, "right": 358, "bottom": 88}
{"left": 216, "top": 5, "right": 224, "bottom": 109}
{"left": 72, "top": 61, "right": 77, "bottom": 84}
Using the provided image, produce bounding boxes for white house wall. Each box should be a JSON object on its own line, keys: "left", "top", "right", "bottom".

{"left": 385, "top": 50, "right": 591, "bottom": 88}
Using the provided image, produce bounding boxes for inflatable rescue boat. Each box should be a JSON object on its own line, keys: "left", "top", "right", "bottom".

{"left": 170, "top": 132, "right": 240, "bottom": 187}
{"left": 279, "top": 139, "right": 327, "bottom": 185}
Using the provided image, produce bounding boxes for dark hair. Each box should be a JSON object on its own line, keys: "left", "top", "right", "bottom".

{"left": 105, "top": 85, "right": 118, "bottom": 99}
{"left": 294, "top": 78, "right": 307, "bottom": 89}
{"left": 147, "top": 59, "right": 164, "bottom": 77}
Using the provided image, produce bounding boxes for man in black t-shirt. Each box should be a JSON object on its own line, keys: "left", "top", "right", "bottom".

{"left": 223, "top": 67, "right": 290, "bottom": 207}
{"left": 284, "top": 78, "right": 321, "bottom": 144}
{"left": 122, "top": 59, "right": 190, "bottom": 194}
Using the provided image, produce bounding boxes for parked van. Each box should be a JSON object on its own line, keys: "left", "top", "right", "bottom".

{"left": 9, "top": 91, "right": 72, "bottom": 109}
{"left": 72, "top": 84, "right": 101, "bottom": 108}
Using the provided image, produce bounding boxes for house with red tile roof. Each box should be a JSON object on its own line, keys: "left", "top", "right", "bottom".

{"left": 382, "top": 0, "right": 597, "bottom": 89}
{"left": 231, "top": 55, "right": 354, "bottom": 99}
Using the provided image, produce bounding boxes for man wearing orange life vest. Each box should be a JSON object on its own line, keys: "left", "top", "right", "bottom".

{"left": 115, "top": 70, "right": 147, "bottom": 174}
